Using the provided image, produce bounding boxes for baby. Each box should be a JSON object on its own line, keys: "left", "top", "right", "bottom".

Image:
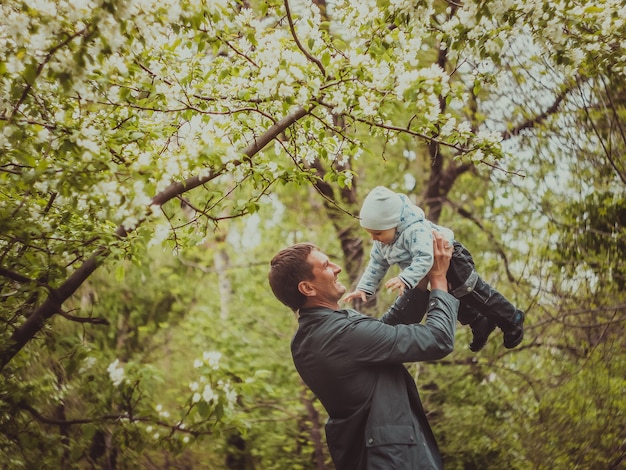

{"left": 343, "top": 186, "right": 524, "bottom": 351}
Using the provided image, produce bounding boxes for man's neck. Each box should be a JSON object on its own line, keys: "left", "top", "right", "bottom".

{"left": 302, "top": 300, "right": 340, "bottom": 310}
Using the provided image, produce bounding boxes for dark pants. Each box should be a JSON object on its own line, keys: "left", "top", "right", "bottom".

{"left": 446, "top": 241, "right": 523, "bottom": 332}
{"left": 388, "top": 242, "right": 523, "bottom": 332}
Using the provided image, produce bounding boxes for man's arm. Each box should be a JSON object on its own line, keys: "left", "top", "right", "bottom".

{"left": 428, "top": 231, "right": 451, "bottom": 291}
{"left": 337, "top": 233, "right": 458, "bottom": 365}
{"left": 420, "top": 232, "right": 458, "bottom": 345}
{"left": 343, "top": 289, "right": 458, "bottom": 364}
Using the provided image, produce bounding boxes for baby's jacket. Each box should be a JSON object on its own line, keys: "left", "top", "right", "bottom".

{"left": 357, "top": 194, "right": 454, "bottom": 295}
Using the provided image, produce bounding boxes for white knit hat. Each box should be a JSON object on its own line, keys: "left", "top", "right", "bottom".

{"left": 359, "top": 186, "right": 403, "bottom": 230}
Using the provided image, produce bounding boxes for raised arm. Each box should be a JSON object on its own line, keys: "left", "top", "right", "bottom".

{"left": 428, "top": 232, "right": 451, "bottom": 291}
{"left": 381, "top": 232, "right": 455, "bottom": 325}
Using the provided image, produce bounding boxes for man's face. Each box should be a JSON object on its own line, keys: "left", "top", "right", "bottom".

{"left": 365, "top": 227, "right": 396, "bottom": 245}
{"left": 303, "top": 250, "right": 346, "bottom": 306}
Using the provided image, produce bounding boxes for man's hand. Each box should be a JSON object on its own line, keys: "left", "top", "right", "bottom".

{"left": 342, "top": 289, "right": 368, "bottom": 303}
{"left": 428, "top": 231, "right": 452, "bottom": 291}
{"left": 384, "top": 276, "right": 408, "bottom": 295}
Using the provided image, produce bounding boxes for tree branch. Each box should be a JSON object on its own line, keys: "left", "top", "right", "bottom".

{"left": 58, "top": 309, "right": 110, "bottom": 326}
{"left": 0, "top": 106, "right": 311, "bottom": 370}
{"left": 18, "top": 401, "right": 213, "bottom": 437}
{"left": 284, "top": 0, "right": 326, "bottom": 76}
{"left": 583, "top": 75, "right": 626, "bottom": 185}
{"left": 346, "top": 113, "right": 473, "bottom": 153}
{"left": 0, "top": 267, "right": 36, "bottom": 285}
{"left": 502, "top": 86, "right": 570, "bottom": 140}
{"left": 445, "top": 197, "right": 518, "bottom": 283}
{"left": 10, "top": 28, "right": 88, "bottom": 121}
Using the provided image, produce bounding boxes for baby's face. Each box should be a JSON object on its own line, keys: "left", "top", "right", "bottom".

{"left": 365, "top": 228, "right": 396, "bottom": 245}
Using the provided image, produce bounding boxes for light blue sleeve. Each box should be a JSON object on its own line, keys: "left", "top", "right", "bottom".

{"left": 356, "top": 244, "right": 390, "bottom": 295}
{"left": 397, "top": 226, "right": 435, "bottom": 289}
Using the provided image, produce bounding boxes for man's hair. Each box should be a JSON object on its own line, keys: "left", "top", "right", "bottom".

{"left": 268, "top": 243, "right": 319, "bottom": 311}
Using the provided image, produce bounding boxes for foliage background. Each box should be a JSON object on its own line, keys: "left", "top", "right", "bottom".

{"left": 1, "top": 0, "right": 625, "bottom": 469}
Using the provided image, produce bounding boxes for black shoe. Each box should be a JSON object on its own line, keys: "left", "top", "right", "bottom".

{"left": 469, "top": 316, "right": 496, "bottom": 352}
{"left": 503, "top": 311, "right": 525, "bottom": 349}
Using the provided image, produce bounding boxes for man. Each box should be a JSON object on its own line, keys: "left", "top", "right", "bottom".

{"left": 268, "top": 233, "right": 458, "bottom": 469}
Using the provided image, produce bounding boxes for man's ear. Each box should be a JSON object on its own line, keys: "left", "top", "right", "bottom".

{"left": 298, "top": 281, "right": 316, "bottom": 297}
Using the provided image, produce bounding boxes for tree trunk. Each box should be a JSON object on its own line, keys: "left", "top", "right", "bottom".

{"left": 299, "top": 383, "right": 328, "bottom": 470}
{"left": 214, "top": 240, "right": 232, "bottom": 321}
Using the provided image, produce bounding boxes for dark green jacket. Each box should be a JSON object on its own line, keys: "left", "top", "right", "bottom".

{"left": 292, "top": 289, "right": 458, "bottom": 469}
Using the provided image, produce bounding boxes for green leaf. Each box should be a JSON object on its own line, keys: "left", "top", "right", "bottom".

{"left": 196, "top": 401, "right": 211, "bottom": 419}
{"left": 473, "top": 81, "right": 481, "bottom": 96}
{"left": 23, "top": 62, "right": 38, "bottom": 84}
{"left": 115, "top": 264, "right": 125, "bottom": 282}
{"left": 321, "top": 51, "right": 331, "bottom": 67}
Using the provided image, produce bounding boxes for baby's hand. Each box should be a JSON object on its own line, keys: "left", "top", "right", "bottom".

{"left": 342, "top": 290, "right": 368, "bottom": 303}
{"left": 385, "top": 276, "right": 407, "bottom": 295}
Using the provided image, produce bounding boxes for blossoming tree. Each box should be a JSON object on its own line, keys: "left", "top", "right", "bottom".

{"left": 1, "top": 0, "right": 625, "bottom": 466}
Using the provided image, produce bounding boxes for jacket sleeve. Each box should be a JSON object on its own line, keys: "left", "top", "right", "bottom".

{"left": 347, "top": 289, "right": 458, "bottom": 364}
{"left": 397, "top": 227, "right": 434, "bottom": 289}
{"left": 379, "top": 287, "right": 429, "bottom": 326}
{"left": 356, "top": 244, "right": 390, "bottom": 295}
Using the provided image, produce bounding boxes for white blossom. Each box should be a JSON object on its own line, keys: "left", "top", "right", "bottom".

{"left": 202, "top": 384, "right": 216, "bottom": 402}
{"left": 107, "top": 359, "right": 125, "bottom": 387}
{"left": 148, "top": 223, "right": 171, "bottom": 248}
{"left": 439, "top": 116, "right": 456, "bottom": 137}
{"left": 358, "top": 94, "right": 378, "bottom": 117}
{"left": 122, "top": 215, "right": 139, "bottom": 232}
{"left": 470, "top": 149, "right": 485, "bottom": 163}
{"left": 203, "top": 351, "right": 222, "bottom": 369}
{"left": 222, "top": 383, "right": 238, "bottom": 408}
{"left": 79, "top": 356, "right": 97, "bottom": 374}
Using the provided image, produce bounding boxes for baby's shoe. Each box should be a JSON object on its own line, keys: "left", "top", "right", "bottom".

{"left": 469, "top": 316, "right": 496, "bottom": 352}
{"left": 503, "top": 311, "right": 525, "bottom": 349}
